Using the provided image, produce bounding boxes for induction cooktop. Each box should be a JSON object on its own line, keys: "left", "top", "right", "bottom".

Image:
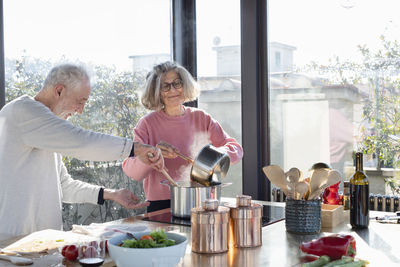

{"left": 141, "top": 204, "right": 285, "bottom": 227}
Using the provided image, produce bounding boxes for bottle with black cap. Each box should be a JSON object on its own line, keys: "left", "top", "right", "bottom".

{"left": 350, "top": 152, "right": 369, "bottom": 228}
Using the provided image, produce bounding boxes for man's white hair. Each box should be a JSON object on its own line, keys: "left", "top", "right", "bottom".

{"left": 43, "top": 64, "right": 89, "bottom": 90}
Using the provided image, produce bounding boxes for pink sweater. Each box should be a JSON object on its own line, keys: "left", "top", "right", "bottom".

{"left": 122, "top": 107, "right": 243, "bottom": 201}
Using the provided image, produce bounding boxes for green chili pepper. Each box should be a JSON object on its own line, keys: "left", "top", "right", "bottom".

{"left": 331, "top": 260, "right": 366, "bottom": 267}
{"left": 323, "top": 256, "right": 353, "bottom": 267}
{"left": 301, "top": 255, "right": 331, "bottom": 267}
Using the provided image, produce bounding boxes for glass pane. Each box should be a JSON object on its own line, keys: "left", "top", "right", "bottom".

{"left": 4, "top": 0, "right": 171, "bottom": 228}
{"left": 197, "top": 0, "right": 242, "bottom": 197}
{"left": 269, "top": 0, "right": 400, "bottom": 198}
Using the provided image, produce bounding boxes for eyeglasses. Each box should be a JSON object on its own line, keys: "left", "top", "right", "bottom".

{"left": 160, "top": 79, "right": 183, "bottom": 92}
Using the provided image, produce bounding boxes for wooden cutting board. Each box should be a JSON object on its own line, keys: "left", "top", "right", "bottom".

{"left": 1, "top": 229, "right": 117, "bottom": 267}
{"left": 4, "top": 229, "right": 95, "bottom": 253}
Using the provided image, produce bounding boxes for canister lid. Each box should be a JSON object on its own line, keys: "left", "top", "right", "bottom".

{"left": 230, "top": 202, "right": 263, "bottom": 219}
{"left": 191, "top": 199, "right": 230, "bottom": 224}
{"left": 204, "top": 199, "right": 219, "bottom": 211}
{"left": 236, "top": 195, "right": 252, "bottom": 207}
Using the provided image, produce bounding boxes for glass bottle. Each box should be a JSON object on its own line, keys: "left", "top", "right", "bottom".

{"left": 350, "top": 152, "right": 369, "bottom": 228}
{"left": 343, "top": 181, "right": 350, "bottom": 210}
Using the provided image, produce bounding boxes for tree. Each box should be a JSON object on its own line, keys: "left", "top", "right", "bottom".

{"left": 304, "top": 35, "right": 400, "bottom": 170}
{"left": 5, "top": 55, "right": 148, "bottom": 230}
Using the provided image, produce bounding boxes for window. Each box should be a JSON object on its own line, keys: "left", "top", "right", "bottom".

{"left": 4, "top": 0, "right": 171, "bottom": 228}
{"left": 268, "top": 0, "right": 400, "bottom": 196}
{"left": 196, "top": 0, "right": 242, "bottom": 197}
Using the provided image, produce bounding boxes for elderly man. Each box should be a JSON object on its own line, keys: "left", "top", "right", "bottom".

{"left": 0, "top": 64, "right": 164, "bottom": 239}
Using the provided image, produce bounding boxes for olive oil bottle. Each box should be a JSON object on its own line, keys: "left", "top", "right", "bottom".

{"left": 350, "top": 152, "right": 369, "bottom": 228}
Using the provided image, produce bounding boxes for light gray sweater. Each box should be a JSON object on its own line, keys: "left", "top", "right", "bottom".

{"left": 0, "top": 95, "right": 133, "bottom": 239}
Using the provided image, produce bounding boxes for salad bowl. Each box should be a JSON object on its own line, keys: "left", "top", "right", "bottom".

{"left": 108, "top": 230, "right": 187, "bottom": 267}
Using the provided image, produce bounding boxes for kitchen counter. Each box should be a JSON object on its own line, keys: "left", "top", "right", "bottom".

{"left": 1, "top": 198, "right": 399, "bottom": 266}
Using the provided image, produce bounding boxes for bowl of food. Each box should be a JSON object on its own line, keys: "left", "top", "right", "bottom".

{"left": 108, "top": 229, "right": 187, "bottom": 267}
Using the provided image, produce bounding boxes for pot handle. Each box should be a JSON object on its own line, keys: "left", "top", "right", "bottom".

{"left": 221, "top": 182, "right": 232, "bottom": 188}
{"left": 160, "top": 179, "right": 172, "bottom": 187}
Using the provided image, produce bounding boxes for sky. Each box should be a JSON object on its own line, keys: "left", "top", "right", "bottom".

{"left": 4, "top": 0, "right": 400, "bottom": 76}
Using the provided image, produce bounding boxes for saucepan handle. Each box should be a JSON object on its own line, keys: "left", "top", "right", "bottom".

{"left": 221, "top": 182, "right": 232, "bottom": 188}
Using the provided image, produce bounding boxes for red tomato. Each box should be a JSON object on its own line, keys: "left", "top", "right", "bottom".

{"left": 61, "top": 245, "right": 68, "bottom": 257}
{"left": 140, "top": 235, "right": 153, "bottom": 241}
{"left": 84, "top": 246, "right": 97, "bottom": 258}
{"left": 64, "top": 245, "right": 78, "bottom": 261}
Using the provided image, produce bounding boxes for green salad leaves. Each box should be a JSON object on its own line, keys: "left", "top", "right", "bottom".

{"left": 120, "top": 229, "right": 176, "bottom": 248}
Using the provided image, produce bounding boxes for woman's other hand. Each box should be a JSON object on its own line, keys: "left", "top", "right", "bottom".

{"left": 156, "top": 141, "right": 179, "bottom": 159}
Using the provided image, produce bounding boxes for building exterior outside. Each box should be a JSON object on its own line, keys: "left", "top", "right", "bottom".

{"left": 129, "top": 53, "right": 170, "bottom": 73}
{"left": 129, "top": 42, "right": 389, "bottom": 196}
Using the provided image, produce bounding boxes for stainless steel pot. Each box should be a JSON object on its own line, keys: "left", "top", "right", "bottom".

{"left": 162, "top": 180, "right": 231, "bottom": 218}
{"left": 190, "top": 144, "right": 230, "bottom": 186}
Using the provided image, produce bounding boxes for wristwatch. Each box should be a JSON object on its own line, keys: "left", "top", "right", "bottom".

{"left": 98, "top": 187, "right": 105, "bottom": 205}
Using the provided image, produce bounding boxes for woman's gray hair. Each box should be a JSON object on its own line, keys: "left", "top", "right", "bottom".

{"left": 43, "top": 64, "right": 89, "bottom": 91}
{"left": 141, "top": 61, "right": 200, "bottom": 110}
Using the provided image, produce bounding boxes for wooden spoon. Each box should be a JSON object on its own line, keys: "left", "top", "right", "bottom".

{"left": 295, "top": 181, "right": 309, "bottom": 200}
{"left": 309, "top": 168, "right": 329, "bottom": 199}
{"left": 286, "top": 167, "right": 301, "bottom": 199}
{"left": 262, "top": 165, "right": 288, "bottom": 195}
{"left": 0, "top": 248, "right": 47, "bottom": 256}
{"left": 0, "top": 255, "right": 33, "bottom": 265}
{"left": 147, "top": 152, "right": 178, "bottom": 187}
{"left": 176, "top": 152, "right": 194, "bottom": 164}
{"left": 309, "top": 170, "right": 341, "bottom": 200}
{"left": 160, "top": 169, "right": 178, "bottom": 187}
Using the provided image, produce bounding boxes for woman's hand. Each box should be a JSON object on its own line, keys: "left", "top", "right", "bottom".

{"left": 134, "top": 142, "right": 164, "bottom": 171}
{"left": 103, "top": 188, "right": 150, "bottom": 209}
{"left": 156, "top": 141, "right": 179, "bottom": 159}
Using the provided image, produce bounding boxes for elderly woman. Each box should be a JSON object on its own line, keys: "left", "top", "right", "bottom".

{"left": 122, "top": 61, "right": 243, "bottom": 212}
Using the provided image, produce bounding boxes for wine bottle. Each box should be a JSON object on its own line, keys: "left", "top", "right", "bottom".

{"left": 350, "top": 152, "right": 369, "bottom": 228}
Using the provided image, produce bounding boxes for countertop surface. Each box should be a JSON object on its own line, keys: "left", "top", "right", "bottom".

{"left": 1, "top": 198, "right": 399, "bottom": 267}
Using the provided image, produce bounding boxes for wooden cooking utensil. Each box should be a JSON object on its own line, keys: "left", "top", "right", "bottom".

{"left": 286, "top": 167, "right": 301, "bottom": 199}
{"left": 176, "top": 151, "right": 194, "bottom": 164}
{"left": 262, "top": 165, "right": 288, "bottom": 195}
{"left": 0, "top": 255, "right": 33, "bottom": 265}
{"left": 295, "top": 181, "right": 309, "bottom": 200}
{"left": 147, "top": 152, "right": 179, "bottom": 187}
{"left": 160, "top": 169, "right": 179, "bottom": 187}
{"left": 309, "top": 170, "right": 341, "bottom": 200}
{"left": 157, "top": 141, "right": 194, "bottom": 164}
{"left": 309, "top": 168, "right": 329, "bottom": 199}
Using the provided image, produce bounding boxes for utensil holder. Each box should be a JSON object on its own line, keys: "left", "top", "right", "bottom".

{"left": 285, "top": 199, "right": 321, "bottom": 234}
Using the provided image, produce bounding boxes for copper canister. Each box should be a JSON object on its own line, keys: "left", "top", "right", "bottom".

{"left": 229, "top": 195, "right": 262, "bottom": 248}
{"left": 191, "top": 199, "right": 230, "bottom": 254}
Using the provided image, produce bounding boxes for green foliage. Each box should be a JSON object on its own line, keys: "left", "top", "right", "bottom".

{"left": 303, "top": 35, "right": 400, "bottom": 171}
{"left": 5, "top": 55, "right": 148, "bottom": 230}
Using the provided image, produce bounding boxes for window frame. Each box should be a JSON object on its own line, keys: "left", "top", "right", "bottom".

{"left": 0, "top": 0, "right": 5, "bottom": 109}
{"left": 0, "top": 0, "right": 272, "bottom": 200}
{"left": 240, "top": 0, "right": 270, "bottom": 200}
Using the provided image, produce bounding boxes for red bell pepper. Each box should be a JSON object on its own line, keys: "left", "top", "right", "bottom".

{"left": 300, "top": 234, "right": 356, "bottom": 260}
